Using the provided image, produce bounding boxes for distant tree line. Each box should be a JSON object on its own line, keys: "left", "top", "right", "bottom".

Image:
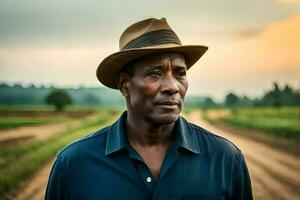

{"left": 183, "top": 82, "right": 300, "bottom": 108}
{"left": 225, "top": 82, "right": 300, "bottom": 108}
{"left": 0, "top": 83, "right": 123, "bottom": 106}
{"left": 0, "top": 82, "right": 299, "bottom": 108}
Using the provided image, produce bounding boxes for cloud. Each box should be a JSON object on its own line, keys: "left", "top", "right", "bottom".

{"left": 255, "top": 14, "right": 300, "bottom": 68}
{"left": 0, "top": 45, "right": 116, "bottom": 87}
{"left": 278, "top": 0, "right": 300, "bottom": 4}
{"left": 1, "top": 0, "right": 299, "bottom": 48}
{"left": 230, "top": 13, "right": 300, "bottom": 71}
{"left": 233, "top": 27, "right": 264, "bottom": 38}
{"left": 186, "top": 13, "right": 300, "bottom": 100}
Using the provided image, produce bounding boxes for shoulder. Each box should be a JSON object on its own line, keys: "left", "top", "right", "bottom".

{"left": 56, "top": 125, "right": 111, "bottom": 163}
{"left": 189, "top": 121, "right": 243, "bottom": 160}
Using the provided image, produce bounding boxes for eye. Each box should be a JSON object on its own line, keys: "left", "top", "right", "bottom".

{"left": 148, "top": 70, "right": 162, "bottom": 77}
{"left": 176, "top": 70, "right": 187, "bottom": 77}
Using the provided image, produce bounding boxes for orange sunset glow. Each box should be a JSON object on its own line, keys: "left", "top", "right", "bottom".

{"left": 0, "top": 0, "right": 299, "bottom": 100}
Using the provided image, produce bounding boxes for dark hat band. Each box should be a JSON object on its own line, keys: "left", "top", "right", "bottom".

{"left": 122, "top": 29, "right": 182, "bottom": 50}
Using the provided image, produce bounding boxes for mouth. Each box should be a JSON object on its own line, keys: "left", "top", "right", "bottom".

{"left": 155, "top": 101, "right": 179, "bottom": 109}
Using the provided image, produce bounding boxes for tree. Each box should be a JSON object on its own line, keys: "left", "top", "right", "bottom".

{"left": 203, "top": 97, "right": 216, "bottom": 107}
{"left": 281, "top": 84, "right": 294, "bottom": 105}
{"left": 262, "top": 82, "right": 282, "bottom": 108}
{"left": 272, "top": 82, "right": 281, "bottom": 108}
{"left": 83, "top": 93, "right": 101, "bottom": 105}
{"left": 225, "top": 92, "right": 239, "bottom": 106}
{"left": 45, "top": 89, "right": 72, "bottom": 111}
{"left": 239, "top": 95, "right": 253, "bottom": 106}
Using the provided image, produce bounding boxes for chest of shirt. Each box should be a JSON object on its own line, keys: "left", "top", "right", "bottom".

{"left": 66, "top": 151, "right": 232, "bottom": 200}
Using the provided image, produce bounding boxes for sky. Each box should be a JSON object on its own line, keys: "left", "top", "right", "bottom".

{"left": 0, "top": 0, "right": 300, "bottom": 101}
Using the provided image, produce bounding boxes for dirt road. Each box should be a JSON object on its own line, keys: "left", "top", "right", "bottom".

{"left": 0, "top": 124, "right": 67, "bottom": 144}
{"left": 11, "top": 111, "right": 300, "bottom": 200}
{"left": 10, "top": 160, "right": 54, "bottom": 200}
{"left": 0, "top": 114, "right": 98, "bottom": 146}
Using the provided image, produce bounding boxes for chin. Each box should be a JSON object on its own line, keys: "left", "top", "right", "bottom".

{"left": 150, "top": 112, "right": 179, "bottom": 125}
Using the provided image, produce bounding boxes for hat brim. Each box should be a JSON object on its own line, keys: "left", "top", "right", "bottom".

{"left": 96, "top": 45, "right": 208, "bottom": 89}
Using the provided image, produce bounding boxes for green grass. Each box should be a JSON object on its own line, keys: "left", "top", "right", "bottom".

{"left": 205, "top": 107, "right": 300, "bottom": 141}
{"left": 0, "top": 104, "right": 123, "bottom": 112}
{"left": 0, "top": 105, "right": 118, "bottom": 130}
{"left": 0, "top": 105, "right": 54, "bottom": 112}
{"left": 0, "top": 117, "right": 62, "bottom": 130}
{"left": 233, "top": 106, "right": 300, "bottom": 118}
{"left": 0, "top": 109, "right": 120, "bottom": 199}
{"left": 220, "top": 115, "right": 300, "bottom": 140}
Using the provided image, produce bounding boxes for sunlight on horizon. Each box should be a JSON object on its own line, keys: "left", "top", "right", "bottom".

{"left": 0, "top": 0, "right": 299, "bottom": 100}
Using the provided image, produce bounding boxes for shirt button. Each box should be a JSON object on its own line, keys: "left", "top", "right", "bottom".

{"left": 146, "top": 177, "right": 152, "bottom": 183}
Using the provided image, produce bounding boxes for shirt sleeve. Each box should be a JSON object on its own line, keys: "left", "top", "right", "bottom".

{"left": 45, "top": 156, "right": 70, "bottom": 200}
{"left": 232, "top": 152, "right": 253, "bottom": 200}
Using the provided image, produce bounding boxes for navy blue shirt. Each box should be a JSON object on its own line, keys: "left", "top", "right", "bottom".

{"left": 45, "top": 112, "right": 253, "bottom": 200}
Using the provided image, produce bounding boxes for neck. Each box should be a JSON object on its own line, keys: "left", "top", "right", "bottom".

{"left": 125, "top": 113, "right": 176, "bottom": 147}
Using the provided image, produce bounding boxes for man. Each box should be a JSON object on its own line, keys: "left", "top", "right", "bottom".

{"left": 45, "top": 18, "right": 253, "bottom": 200}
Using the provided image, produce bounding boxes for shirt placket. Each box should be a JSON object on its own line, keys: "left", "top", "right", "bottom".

{"left": 128, "top": 147, "right": 157, "bottom": 195}
{"left": 128, "top": 142, "right": 179, "bottom": 200}
{"left": 152, "top": 142, "right": 179, "bottom": 200}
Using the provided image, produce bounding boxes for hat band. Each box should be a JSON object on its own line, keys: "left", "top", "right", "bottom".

{"left": 122, "top": 29, "right": 182, "bottom": 50}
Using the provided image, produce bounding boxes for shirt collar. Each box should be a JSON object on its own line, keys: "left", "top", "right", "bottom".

{"left": 105, "top": 111, "right": 128, "bottom": 156}
{"left": 105, "top": 111, "right": 201, "bottom": 156}
{"left": 174, "top": 116, "right": 201, "bottom": 154}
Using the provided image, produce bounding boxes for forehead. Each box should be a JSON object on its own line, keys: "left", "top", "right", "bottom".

{"left": 132, "top": 52, "right": 186, "bottom": 68}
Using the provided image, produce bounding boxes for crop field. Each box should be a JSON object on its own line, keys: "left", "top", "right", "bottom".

{"left": 0, "top": 106, "right": 121, "bottom": 199}
{"left": 1, "top": 105, "right": 299, "bottom": 200}
{"left": 0, "top": 105, "right": 117, "bottom": 131}
{"left": 203, "top": 106, "right": 300, "bottom": 141}
{"left": 0, "top": 117, "right": 63, "bottom": 130}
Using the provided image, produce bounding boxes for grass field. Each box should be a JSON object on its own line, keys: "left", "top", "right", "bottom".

{"left": 0, "top": 107, "right": 120, "bottom": 199}
{"left": 0, "top": 117, "right": 62, "bottom": 130}
{"left": 0, "top": 105, "right": 112, "bottom": 130}
{"left": 0, "top": 104, "right": 123, "bottom": 112}
{"left": 204, "top": 106, "right": 300, "bottom": 141}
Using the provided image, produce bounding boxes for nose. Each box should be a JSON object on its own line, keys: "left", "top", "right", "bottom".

{"left": 161, "top": 72, "right": 179, "bottom": 95}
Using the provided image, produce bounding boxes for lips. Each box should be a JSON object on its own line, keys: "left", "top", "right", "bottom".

{"left": 156, "top": 101, "right": 178, "bottom": 105}
{"left": 155, "top": 100, "right": 179, "bottom": 109}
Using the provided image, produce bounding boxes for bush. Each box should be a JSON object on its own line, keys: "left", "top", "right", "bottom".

{"left": 45, "top": 90, "right": 72, "bottom": 111}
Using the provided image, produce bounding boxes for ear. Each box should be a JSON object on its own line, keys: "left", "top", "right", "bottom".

{"left": 115, "top": 72, "right": 130, "bottom": 97}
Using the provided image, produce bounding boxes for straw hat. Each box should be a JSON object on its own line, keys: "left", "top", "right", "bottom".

{"left": 96, "top": 18, "right": 208, "bottom": 89}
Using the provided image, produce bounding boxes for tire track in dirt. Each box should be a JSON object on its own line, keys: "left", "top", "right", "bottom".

{"left": 5, "top": 160, "right": 54, "bottom": 200}
{"left": 15, "top": 160, "right": 54, "bottom": 200}
{"left": 0, "top": 124, "right": 67, "bottom": 144}
{"left": 0, "top": 114, "right": 98, "bottom": 145}
{"left": 185, "top": 111, "right": 300, "bottom": 200}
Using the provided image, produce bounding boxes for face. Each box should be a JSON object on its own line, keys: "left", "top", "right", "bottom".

{"left": 118, "top": 53, "right": 188, "bottom": 125}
